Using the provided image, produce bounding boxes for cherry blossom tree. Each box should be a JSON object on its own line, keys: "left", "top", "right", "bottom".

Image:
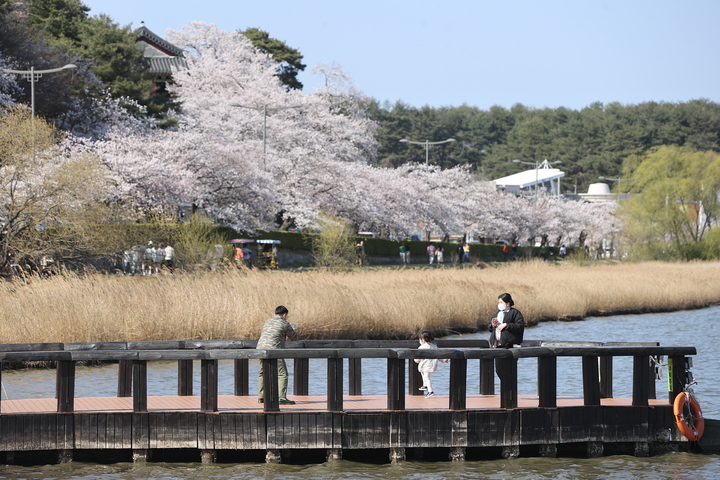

{"left": 70, "top": 22, "right": 618, "bottom": 246}
{"left": 79, "top": 22, "right": 380, "bottom": 232}
{"left": 0, "top": 54, "right": 19, "bottom": 108}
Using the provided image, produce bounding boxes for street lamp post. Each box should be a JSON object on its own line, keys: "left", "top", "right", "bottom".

{"left": 513, "top": 158, "right": 562, "bottom": 201}
{"left": 231, "top": 103, "right": 301, "bottom": 161}
{"left": 399, "top": 138, "right": 456, "bottom": 165}
{"left": 1, "top": 64, "right": 77, "bottom": 125}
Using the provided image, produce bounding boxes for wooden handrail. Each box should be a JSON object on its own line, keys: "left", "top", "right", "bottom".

{"left": 0, "top": 341, "right": 697, "bottom": 417}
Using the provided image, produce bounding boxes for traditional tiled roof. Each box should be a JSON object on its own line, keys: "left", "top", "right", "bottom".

{"left": 136, "top": 23, "right": 184, "bottom": 57}
{"left": 136, "top": 22, "right": 187, "bottom": 75}
{"left": 147, "top": 56, "right": 188, "bottom": 75}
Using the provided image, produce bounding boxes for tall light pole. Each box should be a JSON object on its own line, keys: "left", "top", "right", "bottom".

{"left": 231, "top": 103, "right": 301, "bottom": 161}
{"left": 513, "top": 158, "right": 562, "bottom": 201}
{"left": 399, "top": 137, "right": 456, "bottom": 165}
{"left": 1, "top": 64, "right": 77, "bottom": 125}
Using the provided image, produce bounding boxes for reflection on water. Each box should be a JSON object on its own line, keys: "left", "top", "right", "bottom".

{"left": 0, "top": 452, "right": 718, "bottom": 479}
{"left": 1, "top": 306, "right": 719, "bottom": 479}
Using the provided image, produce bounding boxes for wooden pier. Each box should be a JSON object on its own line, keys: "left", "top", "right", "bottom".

{"left": 0, "top": 339, "right": 698, "bottom": 464}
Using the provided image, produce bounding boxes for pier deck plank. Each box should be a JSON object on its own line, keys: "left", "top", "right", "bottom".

{"left": 0, "top": 394, "right": 670, "bottom": 415}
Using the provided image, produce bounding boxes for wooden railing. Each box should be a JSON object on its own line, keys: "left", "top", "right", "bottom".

{"left": 0, "top": 340, "right": 696, "bottom": 415}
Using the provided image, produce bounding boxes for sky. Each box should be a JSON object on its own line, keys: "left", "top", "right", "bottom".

{"left": 82, "top": 0, "right": 720, "bottom": 111}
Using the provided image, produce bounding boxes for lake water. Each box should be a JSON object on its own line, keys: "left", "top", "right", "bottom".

{"left": 1, "top": 306, "right": 719, "bottom": 479}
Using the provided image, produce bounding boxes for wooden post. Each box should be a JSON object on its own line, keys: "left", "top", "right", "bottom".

{"left": 56, "top": 360, "right": 75, "bottom": 413}
{"left": 178, "top": 359, "right": 193, "bottom": 396}
{"left": 449, "top": 358, "right": 467, "bottom": 411}
{"left": 581, "top": 356, "right": 601, "bottom": 406}
{"left": 349, "top": 358, "right": 362, "bottom": 395}
{"left": 132, "top": 360, "right": 147, "bottom": 413}
{"left": 200, "top": 359, "right": 218, "bottom": 412}
{"left": 263, "top": 359, "right": 280, "bottom": 412}
{"left": 234, "top": 359, "right": 249, "bottom": 396}
{"left": 632, "top": 355, "right": 650, "bottom": 406}
{"left": 599, "top": 356, "right": 612, "bottom": 398}
{"left": 294, "top": 358, "right": 309, "bottom": 396}
{"left": 408, "top": 358, "right": 423, "bottom": 396}
{"left": 118, "top": 359, "right": 132, "bottom": 397}
{"left": 499, "top": 357, "right": 518, "bottom": 409}
{"left": 387, "top": 358, "right": 405, "bottom": 410}
{"left": 480, "top": 358, "right": 494, "bottom": 395}
{"left": 668, "top": 355, "right": 687, "bottom": 405}
{"left": 538, "top": 356, "right": 557, "bottom": 408}
{"left": 327, "top": 357, "right": 343, "bottom": 412}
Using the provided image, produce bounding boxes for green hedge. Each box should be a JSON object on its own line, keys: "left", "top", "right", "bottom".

{"left": 232, "top": 230, "right": 575, "bottom": 261}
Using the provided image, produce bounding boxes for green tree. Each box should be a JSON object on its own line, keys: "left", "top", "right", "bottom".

{"left": 618, "top": 146, "right": 720, "bottom": 260}
{"left": 0, "top": 2, "right": 79, "bottom": 121}
{"left": 72, "top": 15, "right": 152, "bottom": 110}
{"left": 27, "top": 0, "right": 90, "bottom": 46}
{"left": 0, "top": 0, "right": 11, "bottom": 15}
{"left": 240, "top": 27, "right": 306, "bottom": 91}
{"left": 17, "top": 1, "right": 176, "bottom": 121}
{"left": 369, "top": 100, "right": 720, "bottom": 193}
{"left": 312, "top": 211, "right": 355, "bottom": 269}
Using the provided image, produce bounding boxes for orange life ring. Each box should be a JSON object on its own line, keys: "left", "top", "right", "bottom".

{"left": 674, "top": 392, "right": 705, "bottom": 441}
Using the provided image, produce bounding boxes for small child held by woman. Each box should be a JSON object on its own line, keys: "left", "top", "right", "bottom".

{"left": 415, "top": 330, "right": 448, "bottom": 398}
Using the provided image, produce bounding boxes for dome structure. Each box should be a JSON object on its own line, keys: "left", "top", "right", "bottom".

{"left": 587, "top": 183, "right": 611, "bottom": 195}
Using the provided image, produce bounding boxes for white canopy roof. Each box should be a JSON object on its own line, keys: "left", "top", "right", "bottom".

{"left": 494, "top": 160, "right": 565, "bottom": 194}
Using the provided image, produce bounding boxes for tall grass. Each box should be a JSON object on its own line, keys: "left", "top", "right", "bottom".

{"left": 1, "top": 261, "right": 719, "bottom": 344}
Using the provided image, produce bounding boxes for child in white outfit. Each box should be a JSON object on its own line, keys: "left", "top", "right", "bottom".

{"left": 414, "top": 331, "right": 447, "bottom": 398}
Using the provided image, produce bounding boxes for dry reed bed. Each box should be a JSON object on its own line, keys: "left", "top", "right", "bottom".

{"left": 0, "top": 261, "right": 718, "bottom": 344}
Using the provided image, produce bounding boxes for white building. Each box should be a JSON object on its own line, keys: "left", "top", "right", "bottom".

{"left": 493, "top": 160, "right": 565, "bottom": 196}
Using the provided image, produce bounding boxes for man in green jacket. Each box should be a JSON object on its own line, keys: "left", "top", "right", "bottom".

{"left": 257, "top": 305, "right": 299, "bottom": 404}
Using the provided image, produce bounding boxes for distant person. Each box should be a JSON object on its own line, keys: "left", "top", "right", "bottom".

{"left": 427, "top": 244, "right": 436, "bottom": 265}
{"left": 414, "top": 330, "right": 448, "bottom": 399}
{"left": 242, "top": 246, "right": 253, "bottom": 268}
{"left": 456, "top": 244, "right": 464, "bottom": 264}
{"left": 122, "top": 248, "right": 132, "bottom": 275}
{"left": 512, "top": 242, "right": 518, "bottom": 260}
{"left": 502, "top": 242, "right": 509, "bottom": 261}
{"left": 463, "top": 243, "right": 471, "bottom": 263}
{"left": 153, "top": 244, "right": 165, "bottom": 274}
{"left": 435, "top": 245, "right": 444, "bottom": 265}
{"left": 356, "top": 240, "right": 365, "bottom": 267}
{"left": 541, "top": 244, "right": 547, "bottom": 261}
{"left": 559, "top": 244, "right": 567, "bottom": 259}
{"left": 130, "top": 246, "right": 143, "bottom": 275}
{"left": 143, "top": 242, "right": 156, "bottom": 275}
{"left": 163, "top": 244, "right": 175, "bottom": 273}
{"left": 400, "top": 243, "right": 410, "bottom": 265}
{"left": 257, "top": 305, "right": 299, "bottom": 405}
{"left": 233, "top": 245, "right": 245, "bottom": 267}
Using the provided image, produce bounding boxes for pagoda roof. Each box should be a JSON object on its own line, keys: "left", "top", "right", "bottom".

{"left": 136, "top": 23, "right": 187, "bottom": 75}
{"left": 136, "top": 23, "right": 184, "bottom": 57}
